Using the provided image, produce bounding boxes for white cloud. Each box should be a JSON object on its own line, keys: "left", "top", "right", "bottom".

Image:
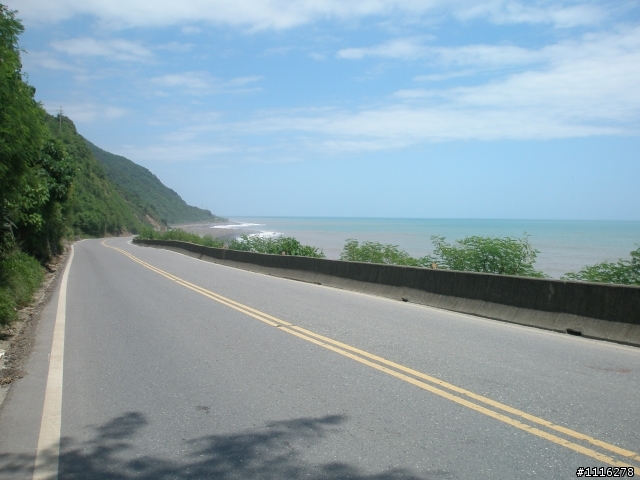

{"left": 226, "top": 75, "right": 262, "bottom": 86}
{"left": 430, "top": 44, "right": 544, "bottom": 67}
{"left": 12, "top": 0, "right": 606, "bottom": 30}
{"left": 392, "top": 89, "right": 433, "bottom": 99}
{"left": 181, "top": 25, "right": 203, "bottom": 35}
{"left": 263, "top": 46, "right": 295, "bottom": 55}
{"left": 152, "top": 72, "right": 211, "bottom": 91}
{"left": 338, "top": 37, "right": 545, "bottom": 67}
{"left": 157, "top": 42, "right": 194, "bottom": 53}
{"left": 105, "top": 106, "right": 129, "bottom": 118}
{"left": 44, "top": 102, "right": 129, "bottom": 123}
{"left": 121, "top": 143, "right": 234, "bottom": 163}
{"left": 201, "top": 26, "right": 640, "bottom": 148}
{"left": 455, "top": 1, "right": 605, "bottom": 28}
{"left": 22, "top": 51, "right": 83, "bottom": 72}
{"left": 235, "top": 104, "right": 622, "bottom": 148}
{"left": 340, "top": 24, "right": 640, "bottom": 86}
{"left": 338, "top": 37, "right": 431, "bottom": 60}
{"left": 412, "top": 71, "right": 475, "bottom": 82}
{"left": 51, "top": 38, "right": 153, "bottom": 62}
{"left": 19, "top": 0, "right": 636, "bottom": 161}
{"left": 150, "top": 72, "right": 262, "bottom": 96}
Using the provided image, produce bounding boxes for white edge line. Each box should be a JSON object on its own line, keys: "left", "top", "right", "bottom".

{"left": 32, "top": 244, "right": 75, "bottom": 480}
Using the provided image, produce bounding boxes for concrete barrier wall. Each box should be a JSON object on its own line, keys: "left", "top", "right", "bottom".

{"left": 133, "top": 238, "right": 640, "bottom": 346}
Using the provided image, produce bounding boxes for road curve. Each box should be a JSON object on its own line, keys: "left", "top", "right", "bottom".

{"left": 0, "top": 237, "right": 638, "bottom": 479}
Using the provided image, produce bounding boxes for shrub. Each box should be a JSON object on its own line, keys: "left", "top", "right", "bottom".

{"left": 563, "top": 246, "right": 639, "bottom": 285}
{"left": 136, "top": 227, "right": 157, "bottom": 240}
{"left": 340, "top": 239, "right": 428, "bottom": 266}
{"left": 429, "top": 235, "right": 546, "bottom": 277}
{"left": 228, "top": 235, "right": 325, "bottom": 258}
{"left": 137, "top": 229, "right": 325, "bottom": 258}
{"left": 339, "top": 234, "right": 546, "bottom": 278}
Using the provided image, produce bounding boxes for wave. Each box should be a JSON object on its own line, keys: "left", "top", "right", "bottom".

{"left": 210, "top": 223, "right": 264, "bottom": 229}
{"left": 228, "top": 231, "right": 281, "bottom": 240}
{"left": 247, "top": 231, "right": 281, "bottom": 238}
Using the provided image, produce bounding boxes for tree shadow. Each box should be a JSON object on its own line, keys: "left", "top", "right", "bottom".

{"left": 0, "top": 412, "right": 451, "bottom": 479}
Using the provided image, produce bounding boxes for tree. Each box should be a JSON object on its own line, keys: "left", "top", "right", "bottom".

{"left": 11, "top": 137, "right": 76, "bottom": 257}
{"left": 563, "top": 247, "right": 640, "bottom": 285}
{"left": 0, "top": 4, "right": 48, "bottom": 254}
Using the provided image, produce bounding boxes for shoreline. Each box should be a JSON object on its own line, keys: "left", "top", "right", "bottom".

{"left": 171, "top": 221, "right": 273, "bottom": 242}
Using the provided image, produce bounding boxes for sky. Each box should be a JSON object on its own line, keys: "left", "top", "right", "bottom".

{"left": 8, "top": 0, "right": 640, "bottom": 219}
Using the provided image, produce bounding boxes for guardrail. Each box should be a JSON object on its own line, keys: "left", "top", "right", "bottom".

{"left": 133, "top": 238, "right": 640, "bottom": 346}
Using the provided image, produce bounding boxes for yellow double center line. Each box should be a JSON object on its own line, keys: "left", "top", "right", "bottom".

{"left": 104, "top": 241, "right": 639, "bottom": 468}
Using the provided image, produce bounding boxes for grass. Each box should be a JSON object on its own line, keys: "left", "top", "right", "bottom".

{"left": 0, "top": 251, "right": 45, "bottom": 325}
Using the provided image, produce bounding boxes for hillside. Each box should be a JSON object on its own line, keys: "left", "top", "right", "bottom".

{"left": 86, "top": 141, "right": 222, "bottom": 225}
{"left": 45, "top": 115, "right": 154, "bottom": 236}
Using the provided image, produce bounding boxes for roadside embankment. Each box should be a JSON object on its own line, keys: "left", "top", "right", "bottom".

{"left": 0, "top": 245, "right": 70, "bottom": 408}
{"left": 133, "top": 238, "right": 640, "bottom": 347}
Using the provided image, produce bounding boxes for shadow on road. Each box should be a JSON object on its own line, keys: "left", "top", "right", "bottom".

{"left": 0, "top": 412, "right": 448, "bottom": 479}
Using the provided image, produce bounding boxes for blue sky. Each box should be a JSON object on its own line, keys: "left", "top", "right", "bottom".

{"left": 9, "top": 0, "right": 640, "bottom": 219}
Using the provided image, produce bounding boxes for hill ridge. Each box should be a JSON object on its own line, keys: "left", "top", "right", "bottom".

{"left": 86, "top": 140, "right": 223, "bottom": 225}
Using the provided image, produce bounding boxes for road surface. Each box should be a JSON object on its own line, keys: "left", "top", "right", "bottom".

{"left": 0, "top": 237, "right": 638, "bottom": 479}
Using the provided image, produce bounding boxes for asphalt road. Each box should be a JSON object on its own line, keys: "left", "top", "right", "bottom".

{"left": 0, "top": 237, "right": 639, "bottom": 479}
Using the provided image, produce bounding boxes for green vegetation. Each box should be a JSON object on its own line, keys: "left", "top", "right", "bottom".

{"left": 1, "top": 4, "right": 73, "bottom": 259}
{"left": 562, "top": 247, "right": 640, "bottom": 286}
{"left": 340, "top": 240, "right": 429, "bottom": 267}
{"left": 228, "top": 235, "right": 325, "bottom": 258}
{"left": 45, "top": 115, "right": 151, "bottom": 237}
{"left": 138, "top": 227, "right": 224, "bottom": 248}
{"left": 1, "top": 2, "right": 636, "bottom": 325}
{"left": 141, "top": 229, "right": 640, "bottom": 286}
{"left": 429, "top": 235, "right": 546, "bottom": 277}
{"left": 137, "top": 229, "right": 325, "bottom": 258}
{"left": 0, "top": 252, "right": 44, "bottom": 325}
{"left": 0, "top": 6, "right": 224, "bottom": 324}
{"left": 6, "top": 132, "right": 76, "bottom": 259}
{"left": 41, "top": 117, "right": 226, "bottom": 237}
{"left": 0, "top": 4, "right": 60, "bottom": 323}
{"left": 87, "top": 141, "right": 222, "bottom": 225}
{"left": 341, "top": 235, "right": 546, "bottom": 277}
{"left": 0, "top": 5, "right": 46, "bottom": 227}
{"left": 341, "top": 236, "right": 640, "bottom": 284}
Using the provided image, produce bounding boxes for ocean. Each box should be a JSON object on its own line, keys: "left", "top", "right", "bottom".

{"left": 217, "top": 218, "right": 640, "bottom": 279}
